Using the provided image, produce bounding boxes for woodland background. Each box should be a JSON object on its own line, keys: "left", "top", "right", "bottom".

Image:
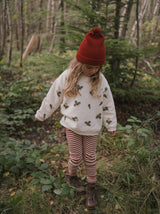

{"left": 0, "top": 0, "right": 160, "bottom": 213}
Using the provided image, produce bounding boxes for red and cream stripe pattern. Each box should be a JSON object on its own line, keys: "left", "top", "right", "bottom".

{"left": 66, "top": 129, "right": 97, "bottom": 183}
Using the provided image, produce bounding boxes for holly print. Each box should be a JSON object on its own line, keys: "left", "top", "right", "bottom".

{"left": 103, "top": 94, "right": 107, "bottom": 98}
{"left": 88, "top": 104, "right": 91, "bottom": 109}
{"left": 99, "top": 101, "right": 103, "bottom": 106}
{"left": 50, "top": 104, "right": 52, "bottom": 109}
{"left": 90, "top": 91, "right": 93, "bottom": 96}
{"left": 106, "top": 120, "right": 112, "bottom": 124}
{"left": 103, "top": 106, "right": 108, "bottom": 111}
{"left": 63, "top": 103, "right": 69, "bottom": 109}
{"left": 77, "top": 84, "right": 83, "bottom": 90}
{"left": 57, "top": 91, "right": 61, "bottom": 97}
{"left": 43, "top": 114, "right": 46, "bottom": 119}
{"left": 85, "top": 121, "right": 91, "bottom": 126}
{"left": 104, "top": 87, "right": 108, "bottom": 92}
{"left": 96, "top": 113, "right": 101, "bottom": 119}
{"left": 74, "top": 100, "right": 81, "bottom": 106}
{"left": 72, "top": 117, "right": 78, "bottom": 121}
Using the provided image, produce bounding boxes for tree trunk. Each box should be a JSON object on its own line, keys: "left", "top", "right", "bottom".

{"left": 50, "top": 0, "right": 55, "bottom": 33}
{"left": 0, "top": 1, "right": 3, "bottom": 60}
{"left": 131, "top": 0, "right": 139, "bottom": 87}
{"left": 104, "top": 0, "right": 109, "bottom": 32}
{"left": 15, "top": 0, "right": 20, "bottom": 50}
{"left": 49, "top": 22, "right": 57, "bottom": 53}
{"left": 131, "top": 0, "right": 149, "bottom": 43}
{"left": 46, "top": 0, "right": 51, "bottom": 33}
{"left": 6, "top": 0, "right": 12, "bottom": 66}
{"left": 35, "top": 0, "right": 43, "bottom": 53}
{"left": 59, "top": 0, "right": 65, "bottom": 52}
{"left": 0, "top": 0, "right": 7, "bottom": 60}
{"left": 20, "top": 0, "right": 24, "bottom": 67}
{"left": 24, "top": 0, "right": 29, "bottom": 40}
{"left": 114, "top": 0, "right": 121, "bottom": 40}
{"left": 120, "top": 0, "right": 134, "bottom": 39}
{"left": 109, "top": 0, "right": 122, "bottom": 86}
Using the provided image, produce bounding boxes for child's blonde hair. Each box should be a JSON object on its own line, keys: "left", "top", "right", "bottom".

{"left": 64, "top": 58, "right": 102, "bottom": 98}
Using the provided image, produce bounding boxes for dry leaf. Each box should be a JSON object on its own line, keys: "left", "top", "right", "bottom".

{"left": 50, "top": 200, "right": 54, "bottom": 205}
{"left": 27, "top": 176, "right": 34, "bottom": 181}
{"left": 103, "top": 208, "right": 106, "bottom": 213}
{"left": 10, "top": 192, "right": 16, "bottom": 197}
{"left": 3, "top": 172, "right": 10, "bottom": 177}
{"left": 151, "top": 175, "right": 155, "bottom": 181}
{"left": 62, "top": 162, "right": 68, "bottom": 168}
{"left": 100, "top": 195, "right": 105, "bottom": 199}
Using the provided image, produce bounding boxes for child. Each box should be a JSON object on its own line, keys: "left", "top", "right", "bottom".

{"left": 35, "top": 28, "right": 117, "bottom": 209}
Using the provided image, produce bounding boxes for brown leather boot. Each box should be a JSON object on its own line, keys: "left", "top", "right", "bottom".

{"left": 86, "top": 183, "right": 97, "bottom": 209}
{"left": 67, "top": 175, "right": 85, "bottom": 193}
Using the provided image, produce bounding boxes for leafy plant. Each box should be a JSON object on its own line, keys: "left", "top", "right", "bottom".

{"left": 97, "top": 116, "right": 160, "bottom": 214}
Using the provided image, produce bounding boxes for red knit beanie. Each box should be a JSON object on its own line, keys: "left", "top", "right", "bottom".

{"left": 76, "top": 28, "right": 106, "bottom": 66}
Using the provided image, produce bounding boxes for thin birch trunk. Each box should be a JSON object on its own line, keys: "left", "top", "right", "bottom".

{"left": 20, "top": 0, "right": 24, "bottom": 67}
{"left": 0, "top": 1, "right": 3, "bottom": 59}
{"left": 0, "top": 0, "right": 7, "bottom": 59}
{"left": 153, "top": 0, "right": 160, "bottom": 15}
{"left": 50, "top": 0, "right": 55, "bottom": 33}
{"left": 46, "top": 0, "right": 51, "bottom": 33}
{"left": 24, "top": 0, "right": 29, "bottom": 40}
{"left": 104, "top": 0, "right": 109, "bottom": 31}
{"left": 15, "top": 0, "right": 20, "bottom": 50}
{"left": 131, "top": 0, "right": 139, "bottom": 87}
{"left": 120, "top": 0, "right": 134, "bottom": 39}
{"left": 131, "top": 0, "right": 149, "bottom": 40}
{"left": 35, "top": 0, "right": 43, "bottom": 52}
{"left": 108, "top": 0, "right": 122, "bottom": 86}
{"left": 59, "top": 0, "right": 65, "bottom": 52}
{"left": 49, "top": 22, "right": 57, "bottom": 53}
{"left": 6, "top": 0, "right": 12, "bottom": 66}
{"left": 114, "top": 0, "right": 121, "bottom": 39}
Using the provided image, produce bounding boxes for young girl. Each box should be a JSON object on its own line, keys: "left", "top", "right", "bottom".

{"left": 35, "top": 28, "right": 117, "bottom": 209}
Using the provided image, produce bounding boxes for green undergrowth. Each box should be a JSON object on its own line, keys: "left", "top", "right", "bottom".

{"left": 97, "top": 116, "right": 160, "bottom": 214}
{"left": 0, "top": 117, "right": 159, "bottom": 214}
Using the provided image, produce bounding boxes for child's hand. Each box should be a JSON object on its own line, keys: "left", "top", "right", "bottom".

{"left": 35, "top": 116, "right": 41, "bottom": 121}
{"left": 109, "top": 131, "right": 116, "bottom": 137}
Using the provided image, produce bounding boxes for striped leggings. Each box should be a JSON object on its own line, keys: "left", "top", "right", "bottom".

{"left": 66, "top": 129, "right": 97, "bottom": 183}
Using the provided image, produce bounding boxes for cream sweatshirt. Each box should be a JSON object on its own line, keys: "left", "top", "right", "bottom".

{"left": 35, "top": 69, "right": 117, "bottom": 136}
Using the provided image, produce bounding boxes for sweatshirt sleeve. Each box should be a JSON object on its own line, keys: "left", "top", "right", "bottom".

{"left": 35, "top": 69, "right": 68, "bottom": 121}
{"left": 102, "top": 76, "right": 117, "bottom": 132}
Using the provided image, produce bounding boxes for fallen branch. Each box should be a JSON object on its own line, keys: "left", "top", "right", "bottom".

{"left": 22, "top": 34, "right": 37, "bottom": 61}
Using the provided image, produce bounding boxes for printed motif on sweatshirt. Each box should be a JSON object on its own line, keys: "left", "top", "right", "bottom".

{"left": 96, "top": 113, "right": 101, "bottom": 119}
{"left": 57, "top": 91, "right": 61, "bottom": 97}
{"left": 85, "top": 121, "right": 91, "bottom": 126}
{"left": 63, "top": 103, "right": 69, "bottom": 109}
{"left": 74, "top": 100, "right": 81, "bottom": 106}
{"left": 77, "top": 84, "right": 83, "bottom": 90}
{"left": 72, "top": 117, "right": 78, "bottom": 121}
{"left": 106, "top": 120, "right": 112, "bottom": 124}
{"left": 103, "top": 106, "right": 108, "bottom": 111}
